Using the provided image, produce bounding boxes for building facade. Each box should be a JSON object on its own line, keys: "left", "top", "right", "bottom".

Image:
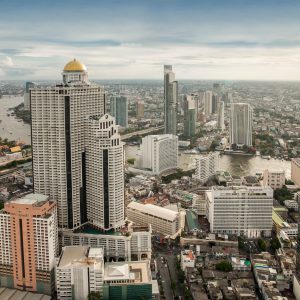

{"left": 291, "top": 158, "right": 300, "bottom": 186}
{"left": 140, "top": 134, "right": 178, "bottom": 175}
{"left": 136, "top": 100, "right": 144, "bottom": 119}
{"left": 194, "top": 152, "right": 220, "bottom": 183}
{"left": 262, "top": 169, "right": 285, "bottom": 190}
{"left": 0, "top": 194, "right": 58, "bottom": 295}
{"left": 85, "top": 114, "right": 125, "bottom": 231}
{"left": 204, "top": 91, "right": 213, "bottom": 116}
{"left": 217, "top": 101, "right": 225, "bottom": 131}
{"left": 164, "top": 65, "right": 178, "bottom": 135}
{"left": 30, "top": 59, "right": 105, "bottom": 229}
{"left": 206, "top": 186, "right": 273, "bottom": 238}
{"left": 127, "top": 202, "right": 180, "bottom": 237}
{"left": 183, "top": 95, "right": 196, "bottom": 137}
{"left": 110, "top": 96, "right": 128, "bottom": 128}
{"left": 230, "top": 103, "right": 253, "bottom": 147}
{"left": 24, "top": 81, "right": 34, "bottom": 110}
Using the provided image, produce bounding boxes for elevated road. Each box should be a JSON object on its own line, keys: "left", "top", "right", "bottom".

{"left": 121, "top": 125, "right": 164, "bottom": 140}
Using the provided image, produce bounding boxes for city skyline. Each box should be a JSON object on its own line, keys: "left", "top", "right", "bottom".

{"left": 1, "top": 0, "right": 300, "bottom": 80}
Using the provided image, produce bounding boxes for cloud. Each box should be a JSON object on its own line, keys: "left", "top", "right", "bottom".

{"left": 1, "top": 56, "right": 14, "bottom": 67}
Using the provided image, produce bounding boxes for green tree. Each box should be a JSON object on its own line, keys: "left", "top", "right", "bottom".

{"left": 178, "top": 270, "right": 185, "bottom": 283}
{"left": 270, "top": 237, "right": 281, "bottom": 251}
{"left": 87, "top": 291, "right": 102, "bottom": 300}
{"left": 238, "top": 236, "right": 245, "bottom": 250}
{"left": 215, "top": 261, "right": 233, "bottom": 272}
{"left": 258, "top": 239, "right": 267, "bottom": 251}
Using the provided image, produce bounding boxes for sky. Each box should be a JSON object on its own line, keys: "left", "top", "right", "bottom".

{"left": 1, "top": 0, "right": 300, "bottom": 80}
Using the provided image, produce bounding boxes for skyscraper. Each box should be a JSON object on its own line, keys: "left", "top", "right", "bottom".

{"left": 164, "top": 65, "right": 178, "bottom": 135}
{"left": 230, "top": 103, "right": 253, "bottom": 147}
{"left": 183, "top": 95, "right": 196, "bottom": 137}
{"left": 85, "top": 114, "right": 125, "bottom": 231}
{"left": 30, "top": 59, "right": 105, "bottom": 229}
{"left": 217, "top": 101, "right": 225, "bottom": 131}
{"left": 136, "top": 100, "right": 144, "bottom": 118}
{"left": 110, "top": 96, "right": 128, "bottom": 128}
{"left": 0, "top": 194, "right": 58, "bottom": 295}
{"left": 24, "top": 81, "right": 34, "bottom": 110}
{"left": 204, "top": 91, "right": 213, "bottom": 116}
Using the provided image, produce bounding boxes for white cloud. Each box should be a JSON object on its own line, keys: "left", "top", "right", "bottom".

{"left": 1, "top": 56, "right": 14, "bottom": 67}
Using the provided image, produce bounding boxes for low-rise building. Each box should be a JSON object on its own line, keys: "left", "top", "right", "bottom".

{"left": 262, "top": 169, "right": 285, "bottom": 190}
{"left": 181, "top": 250, "right": 196, "bottom": 271}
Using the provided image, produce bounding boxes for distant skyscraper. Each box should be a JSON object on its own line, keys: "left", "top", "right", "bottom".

{"left": 183, "top": 95, "right": 196, "bottom": 137}
{"left": 85, "top": 114, "right": 125, "bottom": 231}
{"left": 204, "top": 91, "right": 213, "bottom": 116}
{"left": 30, "top": 59, "right": 105, "bottom": 229}
{"left": 230, "top": 103, "right": 253, "bottom": 147}
{"left": 217, "top": 101, "right": 225, "bottom": 131}
{"left": 110, "top": 96, "right": 128, "bottom": 128}
{"left": 164, "top": 65, "right": 178, "bottom": 135}
{"left": 0, "top": 194, "right": 58, "bottom": 295}
{"left": 136, "top": 100, "right": 144, "bottom": 118}
{"left": 24, "top": 81, "right": 34, "bottom": 110}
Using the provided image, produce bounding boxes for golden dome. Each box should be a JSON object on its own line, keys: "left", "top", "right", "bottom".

{"left": 63, "top": 59, "right": 87, "bottom": 72}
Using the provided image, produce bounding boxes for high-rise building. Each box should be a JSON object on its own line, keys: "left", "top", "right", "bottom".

{"left": 85, "top": 114, "right": 125, "bottom": 231}
{"left": 140, "top": 134, "right": 178, "bottom": 175}
{"left": 212, "top": 94, "right": 218, "bottom": 114}
{"left": 206, "top": 186, "right": 273, "bottom": 238}
{"left": 194, "top": 152, "right": 219, "bottom": 183}
{"left": 183, "top": 95, "right": 196, "bottom": 137}
{"left": 230, "top": 103, "right": 253, "bottom": 147}
{"left": 0, "top": 194, "right": 58, "bottom": 295}
{"left": 217, "top": 101, "right": 225, "bottom": 131}
{"left": 24, "top": 81, "right": 34, "bottom": 110}
{"left": 291, "top": 158, "right": 300, "bottom": 186}
{"left": 204, "top": 91, "right": 213, "bottom": 116}
{"left": 164, "top": 65, "right": 178, "bottom": 135}
{"left": 30, "top": 59, "right": 105, "bottom": 229}
{"left": 110, "top": 96, "right": 128, "bottom": 128}
{"left": 136, "top": 100, "right": 144, "bottom": 118}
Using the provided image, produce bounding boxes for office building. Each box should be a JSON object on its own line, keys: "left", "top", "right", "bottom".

{"left": 110, "top": 96, "right": 128, "bottom": 128}
{"left": 56, "top": 246, "right": 104, "bottom": 300}
{"left": 103, "top": 260, "right": 154, "bottom": 300}
{"left": 140, "top": 134, "right": 178, "bottom": 175}
{"left": 30, "top": 59, "right": 105, "bottom": 229}
{"left": 217, "top": 101, "right": 225, "bottom": 131}
{"left": 211, "top": 94, "right": 218, "bottom": 114}
{"left": 291, "top": 158, "right": 300, "bottom": 186}
{"left": 183, "top": 95, "right": 196, "bottom": 137}
{"left": 24, "top": 81, "right": 34, "bottom": 110}
{"left": 136, "top": 100, "right": 144, "bottom": 118}
{"left": 0, "top": 194, "right": 58, "bottom": 295}
{"left": 164, "top": 65, "right": 178, "bottom": 135}
{"left": 127, "top": 202, "right": 180, "bottom": 237}
{"left": 206, "top": 186, "right": 273, "bottom": 238}
{"left": 262, "top": 169, "right": 285, "bottom": 190}
{"left": 230, "top": 103, "right": 253, "bottom": 147}
{"left": 85, "top": 114, "right": 125, "bottom": 231}
{"left": 194, "top": 152, "right": 220, "bottom": 183}
{"left": 204, "top": 91, "right": 213, "bottom": 116}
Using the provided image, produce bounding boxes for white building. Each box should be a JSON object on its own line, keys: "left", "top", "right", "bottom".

{"left": 194, "top": 152, "right": 220, "bottom": 183}
{"left": 140, "top": 134, "right": 178, "bottom": 175}
{"left": 30, "top": 59, "right": 105, "bottom": 229}
{"left": 284, "top": 200, "right": 298, "bottom": 211}
{"left": 127, "top": 202, "right": 180, "bottom": 237}
{"left": 180, "top": 250, "right": 195, "bottom": 271}
{"left": 291, "top": 158, "right": 300, "bottom": 186}
{"left": 206, "top": 186, "right": 273, "bottom": 238}
{"left": 56, "top": 246, "right": 104, "bottom": 300}
{"left": 262, "top": 169, "right": 285, "bottom": 190}
{"left": 204, "top": 91, "right": 213, "bottom": 116}
{"left": 85, "top": 114, "right": 125, "bottom": 231}
{"left": 230, "top": 103, "right": 253, "bottom": 147}
{"left": 217, "top": 101, "right": 225, "bottom": 131}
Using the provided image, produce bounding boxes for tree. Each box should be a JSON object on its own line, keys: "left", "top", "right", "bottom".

{"left": 238, "top": 236, "right": 245, "bottom": 250}
{"left": 87, "top": 291, "right": 102, "bottom": 300}
{"left": 178, "top": 270, "right": 185, "bottom": 283}
{"left": 216, "top": 261, "right": 233, "bottom": 272}
{"left": 171, "top": 280, "right": 176, "bottom": 292}
{"left": 258, "top": 239, "right": 267, "bottom": 251}
{"left": 270, "top": 237, "right": 281, "bottom": 251}
{"left": 127, "top": 158, "right": 135, "bottom": 165}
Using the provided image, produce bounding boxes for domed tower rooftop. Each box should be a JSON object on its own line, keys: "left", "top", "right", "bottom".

{"left": 62, "top": 59, "right": 89, "bottom": 84}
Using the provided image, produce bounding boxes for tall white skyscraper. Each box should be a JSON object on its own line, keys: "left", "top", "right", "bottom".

{"left": 230, "top": 103, "right": 253, "bottom": 147}
{"left": 140, "top": 134, "right": 178, "bottom": 175}
{"left": 194, "top": 152, "right": 219, "bottom": 182}
{"left": 30, "top": 59, "right": 105, "bottom": 229}
{"left": 164, "top": 65, "right": 178, "bottom": 135}
{"left": 204, "top": 91, "right": 213, "bottom": 116}
{"left": 217, "top": 101, "right": 225, "bottom": 131}
{"left": 85, "top": 114, "right": 125, "bottom": 231}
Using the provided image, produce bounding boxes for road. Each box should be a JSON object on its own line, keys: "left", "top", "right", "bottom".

{"left": 121, "top": 125, "right": 164, "bottom": 140}
{"left": 156, "top": 253, "right": 173, "bottom": 300}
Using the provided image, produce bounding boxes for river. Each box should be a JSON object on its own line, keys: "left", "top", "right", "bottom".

{"left": 125, "top": 145, "right": 291, "bottom": 179}
{"left": 0, "top": 95, "right": 31, "bottom": 144}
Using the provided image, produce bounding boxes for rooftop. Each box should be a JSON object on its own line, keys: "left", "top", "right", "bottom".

{"left": 10, "top": 193, "right": 49, "bottom": 206}
{"left": 186, "top": 209, "right": 200, "bottom": 231}
{"left": 63, "top": 58, "right": 87, "bottom": 72}
{"left": 0, "top": 288, "right": 51, "bottom": 300}
{"left": 127, "top": 201, "right": 178, "bottom": 222}
{"left": 58, "top": 246, "right": 89, "bottom": 268}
